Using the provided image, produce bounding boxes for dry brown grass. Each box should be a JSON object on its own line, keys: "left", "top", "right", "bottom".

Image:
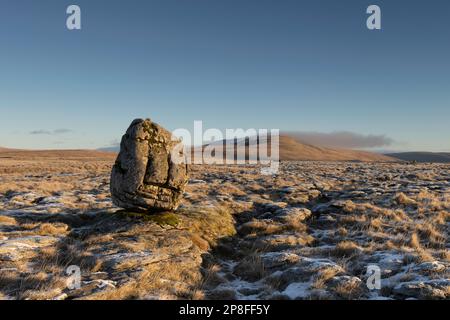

{"left": 369, "top": 217, "right": 384, "bottom": 230}
{"left": 207, "top": 288, "right": 237, "bottom": 300}
{"left": 340, "top": 214, "right": 367, "bottom": 226}
{"left": 7, "top": 204, "right": 237, "bottom": 300}
{"left": 1, "top": 154, "right": 448, "bottom": 300}
{"left": 0, "top": 149, "right": 115, "bottom": 174}
{"left": 0, "top": 265, "right": 67, "bottom": 300}
{"left": 233, "top": 253, "right": 267, "bottom": 282}
{"left": 181, "top": 206, "right": 236, "bottom": 247}
{"left": 36, "top": 223, "right": 69, "bottom": 236}
{"left": 88, "top": 258, "right": 205, "bottom": 300}
{"left": 331, "top": 241, "right": 362, "bottom": 258}
{"left": 341, "top": 200, "right": 356, "bottom": 213}
{"left": 311, "top": 267, "right": 341, "bottom": 289}
{"left": 334, "top": 280, "right": 364, "bottom": 300}
{"left": 416, "top": 222, "right": 446, "bottom": 248}
{"left": 0, "top": 181, "right": 73, "bottom": 195}
{"left": 439, "top": 250, "right": 450, "bottom": 262}
{"left": 283, "top": 217, "right": 308, "bottom": 232}
{"left": 409, "top": 233, "right": 435, "bottom": 262}
{"left": 337, "top": 227, "right": 348, "bottom": 237}
{"left": 0, "top": 216, "right": 16, "bottom": 225}
{"left": 201, "top": 264, "right": 227, "bottom": 288}
{"left": 394, "top": 192, "right": 417, "bottom": 207}
{"left": 238, "top": 219, "right": 283, "bottom": 236}
{"left": 190, "top": 233, "right": 210, "bottom": 251}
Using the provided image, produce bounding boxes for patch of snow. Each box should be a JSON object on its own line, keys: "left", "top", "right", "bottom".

{"left": 282, "top": 281, "right": 312, "bottom": 299}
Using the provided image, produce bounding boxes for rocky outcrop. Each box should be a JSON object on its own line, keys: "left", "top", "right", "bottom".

{"left": 110, "top": 119, "right": 189, "bottom": 212}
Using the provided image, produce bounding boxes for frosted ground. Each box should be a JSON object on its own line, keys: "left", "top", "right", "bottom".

{"left": 0, "top": 156, "right": 448, "bottom": 299}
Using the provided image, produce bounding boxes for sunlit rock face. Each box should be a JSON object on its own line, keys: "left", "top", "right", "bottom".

{"left": 110, "top": 118, "right": 189, "bottom": 212}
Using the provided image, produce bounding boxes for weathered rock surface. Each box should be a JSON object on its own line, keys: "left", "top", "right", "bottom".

{"left": 393, "top": 279, "right": 450, "bottom": 299}
{"left": 110, "top": 119, "right": 189, "bottom": 211}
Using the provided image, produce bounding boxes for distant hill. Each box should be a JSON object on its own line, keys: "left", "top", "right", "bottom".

{"left": 0, "top": 148, "right": 116, "bottom": 161}
{"left": 97, "top": 146, "right": 120, "bottom": 153}
{"left": 2, "top": 134, "right": 396, "bottom": 163}
{"left": 386, "top": 152, "right": 450, "bottom": 163}
{"left": 279, "top": 135, "right": 394, "bottom": 161}
{"left": 194, "top": 134, "right": 395, "bottom": 162}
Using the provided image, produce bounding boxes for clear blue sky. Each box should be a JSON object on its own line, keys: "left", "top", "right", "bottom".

{"left": 0, "top": 0, "right": 449, "bottom": 151}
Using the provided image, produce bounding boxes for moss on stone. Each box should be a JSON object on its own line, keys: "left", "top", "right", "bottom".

{"left": 146, "top": 212, "right": 180, "bottom": 227}
{"left": 118, "top": 210, "right": 180, "bottom": 227}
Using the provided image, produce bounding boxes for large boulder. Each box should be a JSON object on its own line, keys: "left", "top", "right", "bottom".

{"left": 110, "top": 119, "right": 189, "bottom": 212}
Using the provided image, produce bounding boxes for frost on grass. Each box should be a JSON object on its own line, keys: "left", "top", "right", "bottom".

{"left": 0, "top": 155, "right": 449, "bottom": 300}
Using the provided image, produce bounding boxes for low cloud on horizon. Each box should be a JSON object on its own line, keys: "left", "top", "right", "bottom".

{"left": 284, "top": 131, "right": 394, "bottom": 149}
{"left": 29, "top": 128, "right": 72, "bottom": 135}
